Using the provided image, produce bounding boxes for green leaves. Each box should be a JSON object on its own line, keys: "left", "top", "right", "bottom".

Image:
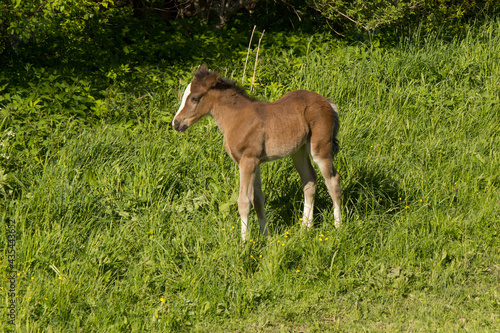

{"left": 308, "top": 0, "right": 498, "bottom": 39}
{"left": 0, "top": 0, "right": 119, "bottom": 57}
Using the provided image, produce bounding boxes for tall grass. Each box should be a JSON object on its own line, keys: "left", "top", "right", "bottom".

{"left": 1, "top": 21, "right": 499, "bottom": 331}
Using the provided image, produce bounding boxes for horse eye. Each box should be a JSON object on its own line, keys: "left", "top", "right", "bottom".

{"left": 191, "top": 96, "right": 201, "bottom": 103}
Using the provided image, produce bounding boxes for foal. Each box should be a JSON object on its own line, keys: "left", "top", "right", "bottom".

{"left": 173, "top": 64, "right": 341, "bottom": 240}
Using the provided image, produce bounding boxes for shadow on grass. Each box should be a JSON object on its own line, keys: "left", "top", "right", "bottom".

{"left": 266, "top": 163, "right": 406, "bottom": 231}
{"left": 342, "top": 165, "right": 405, "bottom": 217}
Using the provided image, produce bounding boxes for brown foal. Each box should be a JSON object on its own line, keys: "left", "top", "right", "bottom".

{"left": 173, "top": 64, "right": 341, "bottom": 240}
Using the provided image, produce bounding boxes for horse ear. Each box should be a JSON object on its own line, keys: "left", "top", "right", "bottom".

{"left": 198, "top": 64, "right": 209, "bottom": 73}
{"left": 205, "top": 71, "right": 220, "bottom": 88}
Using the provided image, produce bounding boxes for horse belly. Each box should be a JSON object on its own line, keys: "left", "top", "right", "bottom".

{"left": 262, "top": 127, "right": 308, "bottom": 161}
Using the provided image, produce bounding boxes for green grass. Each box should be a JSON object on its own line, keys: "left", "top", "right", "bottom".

{"left": 1, "top": 21, "right": 500, "bottom": 332}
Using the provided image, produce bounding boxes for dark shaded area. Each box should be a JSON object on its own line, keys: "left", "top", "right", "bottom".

{"left": 0, "top": 1, "right": 321, "bottom": 73}
{"left": 266, "top": 162, "right": 406, "bottom": 231}
{"left": 342, "top": 166, "right": 405, "bottom": 218}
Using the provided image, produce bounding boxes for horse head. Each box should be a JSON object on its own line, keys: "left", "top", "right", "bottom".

{"left": 172, "top": 64, "right": 220, "bottom": 132}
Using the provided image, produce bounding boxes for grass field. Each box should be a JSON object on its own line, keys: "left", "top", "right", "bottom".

{"left": 1, "top": 20, "right": 499, "bottom": 332}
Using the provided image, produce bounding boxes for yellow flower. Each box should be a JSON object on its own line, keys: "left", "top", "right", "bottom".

{"left": 160, "top": 297, "right": 165, "bottom": 302}
{"left": 31, "top": 277, "right": 34, "bottom": 280}
{"left": 281, "top": 243, "right": 285, "bottom": 246}
{"left": 319, "top": 238, "right": 323, "bottom": 241}
{"left": 259, "top": 255, "right": 262, "bottom": 258}
{"left": 58, "top": 276, "right": 62, "bottom": 280}
{"left": 296, "top": 269, "right": 300, "bottom": 273}
{"left": 325, "top": 237, "right": 328, "bottom": 241}
{"left": 405, "top": 206, "right": 409, "bottom": 209}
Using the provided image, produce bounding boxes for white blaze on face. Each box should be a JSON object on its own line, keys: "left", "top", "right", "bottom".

{"left": 172, "top": 83, "right": 192, "bottom": 126}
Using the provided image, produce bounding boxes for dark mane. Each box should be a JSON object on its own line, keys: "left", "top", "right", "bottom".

{"left": 215, "top": 78, "right": 255, "bottom": 100}
{"left": 195, "top": 66, "right": 255, "bottom": 101}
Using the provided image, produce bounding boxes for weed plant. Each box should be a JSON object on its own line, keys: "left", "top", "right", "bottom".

{"left": 1, "top": 20, "right": 499, "bottom": 332}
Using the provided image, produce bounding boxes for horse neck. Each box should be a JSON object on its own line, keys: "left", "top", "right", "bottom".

{"left": 208, "top": 88, "right": 254, "bottom": 134}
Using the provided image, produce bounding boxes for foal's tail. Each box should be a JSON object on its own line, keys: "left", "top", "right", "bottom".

{"left": 328, "top": 100, "right": 340, "bottom": 157}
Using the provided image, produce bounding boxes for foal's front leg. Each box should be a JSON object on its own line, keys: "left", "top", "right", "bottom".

{"left": 237, "top": 157, "right": 260, "bottom": 241}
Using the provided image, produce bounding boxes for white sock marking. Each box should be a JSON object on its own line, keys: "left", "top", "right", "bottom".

{"left": 241, "top": 217, "right": 249, "bottom": 241}
{"left": 302, "top": 203, "right": 314, "bottom": 228}
{"left": 334, "top": 204, "right": 341, "bottom": 228}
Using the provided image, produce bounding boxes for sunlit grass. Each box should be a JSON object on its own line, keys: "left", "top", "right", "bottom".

{"left": 1, "top": 20, "right": 499, "bottom": 332}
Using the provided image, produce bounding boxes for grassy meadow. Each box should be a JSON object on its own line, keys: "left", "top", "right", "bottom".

{"left": 1, "top": 19, "right": 500, "bottom": 332}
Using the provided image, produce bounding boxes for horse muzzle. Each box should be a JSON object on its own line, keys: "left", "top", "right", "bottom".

{"left": 173, "top": 119, "right": 188, "bottom": 133}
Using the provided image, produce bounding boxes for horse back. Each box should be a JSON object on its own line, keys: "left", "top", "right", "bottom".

{"left": 258, "top": 90, "right": 337, "bottom": 161}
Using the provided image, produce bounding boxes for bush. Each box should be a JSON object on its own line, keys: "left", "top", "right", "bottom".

{"left": 0, "top": 0, "right": 116, "bottom": 57}
{"left": 307, "top": 0, "right": 498, "bottom": 38}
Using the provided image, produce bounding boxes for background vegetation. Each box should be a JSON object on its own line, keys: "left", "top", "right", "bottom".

{"left": 1, "top": 1, "right": 499, "bottom": 331}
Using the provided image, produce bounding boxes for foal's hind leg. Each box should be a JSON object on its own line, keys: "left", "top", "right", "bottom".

{"left": 253, "top": 165, "right": 269, "bottom": 236}
{"left": 292, "top": 147, "right": 318, "bottom": 228}
{"left": 312, "top": 154, "right": 342, "bottom": 228}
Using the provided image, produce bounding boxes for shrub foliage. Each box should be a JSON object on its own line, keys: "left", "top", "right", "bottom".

{"left": 1, "top": 0, "right": 498, "bottom": 58}
{"left": 308, "top": 0, "right": 497, "bottom": 37}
